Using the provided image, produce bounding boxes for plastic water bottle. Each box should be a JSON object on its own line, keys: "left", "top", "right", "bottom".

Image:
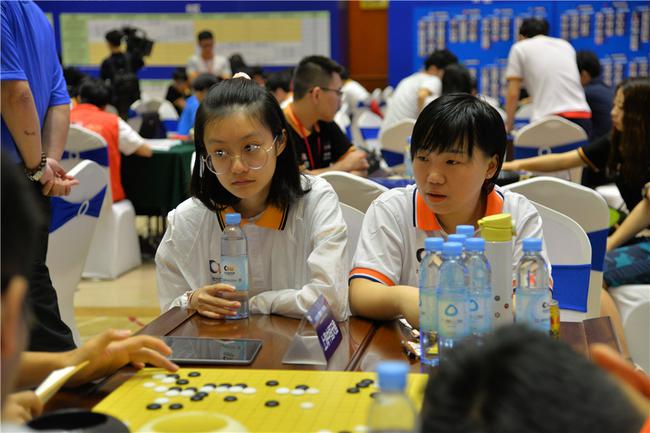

{"left": 367, "top": 361, "right": 417, "bottom": 433}
{"left": 220, "top": 213, "right": 249, "bottom": 319}
{"left": 404, "top": 137, "right": 413, "bottom": 179}
{"left": 515, "top": 238, "right": 551, "bottom": 333}
{"left": 437, "top": 242, "right": 469, "bottom": 359}
{"left": 419, "top": 237, "right": 443, "bottom": 368}
{"left": 465, "top": 238, "right": 492, "bottom": 337}
{"left": 455, "top": 224, "right": 475, "bottom": 238}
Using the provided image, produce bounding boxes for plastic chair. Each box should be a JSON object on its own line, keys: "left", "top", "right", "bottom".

{"left": 340, "top": 203, "right": 365, "bottom": 261}
{"left": 353, "top": 110, "right": 383, "bottom": 153}
{"left": 319, "top": 171, "right": 388, "bottom": 213}
{"left": 504, "top": 177, "right": 608, "bottom": 321}
{"left": 334, "top": 107, "right": 352, "bottom": 140}
{"left": 514, "top": 102, "right": 533, "bottom": 124}
{"left": 513, "top": 116, "right": 588, "bottom": 183}
{"left": 378, "top": 119, "right": 416, "bottom": 167}
{"left": 609, "top": 285, "right": 650, "bottom": 372}
{"left": 529, "top": 201, "right": 594, "bottom": 323}
{"left": 596, "top": 183, "right": 628, "bottom": 213}
{"left": 129, "top": 97, "right": 179, "bottom": 133}
{"left": 62, "top": 124, "right": 142, "bottom": 279}
{"left": 46, "top": 160, "right": 108, "bottom": 345}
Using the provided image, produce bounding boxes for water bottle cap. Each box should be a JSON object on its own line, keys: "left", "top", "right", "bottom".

{"left": 225, "top": 213, "right": 241, "bottom": 225}
{"left": 447, "top": 234, "right": 467, "bottom": 246}
{"left": 424, "top": 237, "right": 443, "bottom": 251}
{"left": 376, "top": 361, "right": 409, "bottom": 391}
{"left": 522, "top": 237, "right": 542, "bottom": 252}
{"left": 465, "top": 237, "right": 485, "bottom": 251}
{"left": 442, "top": 241, "right": 463, "bottom": 256}
{"left": 455, "top": 225, "right": 475, "bottom": 237}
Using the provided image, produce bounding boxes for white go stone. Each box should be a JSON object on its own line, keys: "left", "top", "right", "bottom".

{"left": 275, "top": 387, "right": 290, "bottom": 395}
{"left": 306, "top": 388, "right": 320, "bottom": 394}
{"left": 165, "top": 390, "right": 180, "bottom": 397}
{"left": 154, "top": 386, "right": 168, "bottom": 393}
{"left": 154, "top": 398, "right": 170, "bottom": 405}
{"left": 300, "top": 402, "right": 314, "bottom": 409}
{"left": 316, "top": 430, "right": 333, "bottom": 433}
{"left": 229, "top": 386, "right": 244, "bottom": 393}
{"left": 143, "top": 382, "right": 156, "bottom": 388}
{"left": 354, "top": 426, "right": 369, "bottom": 432}
{"left": 215, "top": 386, "right": 229, "bottom": 393}
{"left": 290, "top": 389, "right": 305, "bottom": 396}
{"left": 199, "top": 386, "right": 214, "bottom": 393}
{"left": 152, "top": 374, "right": 166, "bottom": 380}
{"left": 180, "top": 390, "right": 195, "bottom": 397}
{"left": 162, "top": 377, "right": 176, "bottom": 384}
{"left": 242, "top": 387, "right": 257, "bottom": 395}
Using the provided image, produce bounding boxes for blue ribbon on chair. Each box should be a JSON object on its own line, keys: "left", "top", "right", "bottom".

{"left": 62, "top": 148, "right": 109, "bottom": 167}
{"left": 514, "top": 139, "right": 588, "bottom": 160}
{"left": 345, "top": 125, "right": 353, "bottom": 141}
{"left": 380, "top": 150, "right": 404, "bottom": 167}
{"left": 49, "top": 186, "right": 107, "bottom": 233}
{"left": 163, "top": 119, "right": 178, "bottom": 132}
{"left": 360, "top": 127, "right": 379, "bottom": 141}
{"left": 550, "top": 264, "right": 591, "bottom": 312}
{"left": 587, "top": 228, "right": 608, "bottom": 272}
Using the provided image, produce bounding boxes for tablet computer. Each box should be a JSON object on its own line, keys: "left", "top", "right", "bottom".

{"left": 162, "top": 336, "right": 262, "bottom": 365}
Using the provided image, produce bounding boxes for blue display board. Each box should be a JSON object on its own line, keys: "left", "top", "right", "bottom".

{"left": 389, "top": 1, "right": 649, "bottom": 102}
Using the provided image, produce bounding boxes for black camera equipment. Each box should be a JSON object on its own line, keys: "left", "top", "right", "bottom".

{"left": 121, "top": 26, "right": 154, "bottom": 58}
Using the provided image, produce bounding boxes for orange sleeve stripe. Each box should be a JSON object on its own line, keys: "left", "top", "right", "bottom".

{"left": 349, "top": 267, "right": 395, "bottom": 286}
{"left": 639, "top": 416, "right": 650, "bottom": 433}
{"left": 577, "top": 147, "right": 600, "bottom": 172}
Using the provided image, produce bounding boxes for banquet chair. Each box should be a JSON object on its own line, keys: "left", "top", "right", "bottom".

{"left": 319, "top": 171, "right": 388, "bottom": 213}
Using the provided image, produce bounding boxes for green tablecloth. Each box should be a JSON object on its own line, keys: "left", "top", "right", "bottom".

{"left": 121, "top": 143, "right": 195, "bottom": 216}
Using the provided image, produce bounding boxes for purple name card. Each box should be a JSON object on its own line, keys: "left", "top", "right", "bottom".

{"left": 306, "top": 295, "right": 342, "bottom": 361}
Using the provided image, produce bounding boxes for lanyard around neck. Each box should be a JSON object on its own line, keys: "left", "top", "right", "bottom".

{"left": 287, "top": 104, "right": 321, "bottom": 169}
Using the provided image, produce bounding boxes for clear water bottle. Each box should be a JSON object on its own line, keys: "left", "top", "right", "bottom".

{"left": 419, "top": 237, "right": 443, "bottom": 368}
{"left": 465, "top": 237, "right": 492, "bottom": 337}
{"left": 455, "top": 224, "right": 475, "bottom": 238}
{"left": 367, "top": 361, "right": 417, "bottom": 433}
{"left": 220, "top": 213, "right": 249, "bottom": 319}
{"left": 437, "top": 242, "right": 469, "bottom": 359}
{"left": 515, "top": 238, "right": 551, "bottom": 333}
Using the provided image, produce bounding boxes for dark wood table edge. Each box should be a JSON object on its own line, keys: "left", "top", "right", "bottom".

{"left": 136, "top": 306, "right": 197, "bottom": 337}
{"left": 345, "top": 319, "right": 381, "bottom": 371}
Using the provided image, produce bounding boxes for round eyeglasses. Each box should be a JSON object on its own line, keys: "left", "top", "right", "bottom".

{"left": 203, "top": 136, "right": 278, "bottom": 176}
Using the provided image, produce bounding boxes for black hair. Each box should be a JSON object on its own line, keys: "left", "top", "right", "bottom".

{"left": 340, "top": 66, "right": 350, "bottom": 81}
{"left": 411, "top": 93, "right": 505, "bottom": 193}
{"left": 63, "top": 66, "right": 87, "bottom": 99}
{"left": 79, "top": 78, "right": 111, "bottom": 107}
{"left": 442, "top": 63, "right": 473, "bottom": 95}
{"left": 197, "top": 30, "right": 213, "bottom": 42}
{"left": 519, "top": 17, "right": 549, "bottom": 38}
{"left": 424, "top": 49, "right": 458, "bottom": 70}
{"left": 1, "top": 152, "right": 42, "bottom": 293}
{"left": 190, "top": 78, "right": 309, "bottom": 211}
{"left": 105, "top": 29, "right": 123, "bottom": 47}
{"left": 172, "top": 67, "right": 188, "bottom": 82}
{"left": 192, "top": 73, "right": 219, "bottom": 92}
{"left": 576, "top": 50, "right": 602, "bottom": 79}
{"left": 266, "top": 68, "right": 293, "bottom": 93}
{"left": 293, "top": 55, "right": 343, "bottom": 100}
{"left": 421, "top": 325, "right": 645, "bottom": 433}
{"left": 229, "top": 53, "right": 247, "bottom": 75}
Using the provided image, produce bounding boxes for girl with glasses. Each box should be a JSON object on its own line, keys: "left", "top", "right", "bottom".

{"left": 156, "top": 77, "right": 350, "bottom": 320}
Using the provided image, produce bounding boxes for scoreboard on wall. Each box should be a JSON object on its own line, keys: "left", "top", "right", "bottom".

{"left": 392, "top": 1, "right": 650, "bottom": 103}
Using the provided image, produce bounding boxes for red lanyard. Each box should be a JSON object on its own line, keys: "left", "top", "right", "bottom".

{"left": 286, "top": 104, "right": 321, "bottom": 169}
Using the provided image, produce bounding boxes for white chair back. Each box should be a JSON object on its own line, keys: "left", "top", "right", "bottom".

{"left": 381, "top": 86, "right": 394, "bottom": 104}
{"left": 514, "top": 103, "right": 533, "bottom": 123}
{"left": 319, "top": 171, "right": 388, "bottom": 213}
{"left": 513, "top": 116, "right": 588, "bottom": 183}
{"left": 129, "top": 97, "right": 179, "bottom": 133}
{"left": 596, "top": 183, "right": 628, "bottom": 212}
{"left": 505, "top": 177, "right": 608, "bottom": 321}
{"left": 354, "top": 110, "right": 383, "bottom": 153}
{"left": 61, "top": 124, "right": 109, "bottom": 175}
{"left": 340, "top": 203, "right": 365, "bottom": 261}
{"left": 529, "top": 201, "right": 593, "bottom": 322}
{"left": 610, "top": 285, "right": 650, "bottom": 372}
{"left": 334, "top": 108, "right": 352, "bottom": 139}
{"left": 46, "top": 160, "right": 108, "bottom": 345}
{"left": 378, "top": 118, "right": 416, "bottom": 154}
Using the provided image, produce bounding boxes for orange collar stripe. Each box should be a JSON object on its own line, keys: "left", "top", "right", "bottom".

{"left": 218, "top": 205, "right": 288, "bottom": 231}
{"left": 415, "top": 189, "right": 504, "bottom": 231}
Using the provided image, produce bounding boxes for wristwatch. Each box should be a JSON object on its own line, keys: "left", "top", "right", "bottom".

{"left": 24, "top": 152, "right": 47, "bottom": 182}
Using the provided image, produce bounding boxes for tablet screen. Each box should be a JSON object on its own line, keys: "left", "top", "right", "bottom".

{"left": 162, "top": 337, "right": 262, "bottom": 365}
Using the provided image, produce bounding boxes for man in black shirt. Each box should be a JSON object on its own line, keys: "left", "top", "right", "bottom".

{"left": 100, "top": 29, "right": 144, "bottom": 120}
{"left": 165, "top": 67, "right": 191, "bottom": 115}
{"left": 283, "top": 56, "right": 369, "bottom": 176}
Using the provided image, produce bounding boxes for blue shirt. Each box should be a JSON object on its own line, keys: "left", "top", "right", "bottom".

{"left": 1, "top": 0, "right": 70, "bottom": 161}
{"left": 584, "top": 76, "right": 614, "bottom": 141}
{"left": 176, "top": 95, "right": 199, "bottom": 136}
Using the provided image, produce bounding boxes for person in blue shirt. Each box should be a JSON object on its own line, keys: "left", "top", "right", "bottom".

{"left": 176, "top": 73, "right": 219, "bottom": 136}
{"left": 1, "top": 0, "right": 79, "bottom": 352}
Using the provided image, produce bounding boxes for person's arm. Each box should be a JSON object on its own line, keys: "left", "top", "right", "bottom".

{"left": 117, "top": 118, "right": 153, "bottom": 157}
{"left": 505, "top": 78, "right": 522, "bottom": 132}
{"left": 417, "top": 88, "right": 433, "bottom": 112}
{"left": 349, "top": 278, "right": 419, "bottom": 326}
{"left": 607, "top": 187, "right": 650, "bottom": 251}
{"left": 41, "top": 104, "right": 69, "bottom": 161}
{"left": 502, "top": 149, "right": 585, "bottom": 172}
{"left": 17, "top": 329, "right": 178, "bottom": 389}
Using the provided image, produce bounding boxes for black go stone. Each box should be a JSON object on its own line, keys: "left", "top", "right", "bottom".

{"left": 346, "top": 387, "right": 360, "bottom": 394}
{"left": 265, "top": 400, "right": 280, "bottom": 407}
{"left": 224, "top": 396, "right": 238, "bottom": 402}
{"left": 185, "top": 387, "right": 198, "bottom": 392}
{"left": 176, "top": 379, "right": 189, "bottom": 385}
{"left": 219, "top": 383, "right": 232, "bottom": 388}
{"left": 188, "top": 371, "right": 201, "bottom": 377}
{"left": 295, "top": 385, "right": 309, "bottom": 390}
{"left": 360, "top": 379, "right": 374, "bottom": 386}
{"left": 265, "top": 380, "right": 279, "bottom": 387}
{"left": 370, "top": 392, "right": 380, "bottom": 399}
{"left": 146, "top": 403, "right": 161, "bottom": 410}
{"left": 169, "top": 403, "right": 183, "bottom": 410}
{"left": 190, "top": 395, "right": 204, "bottom": 402}
{"left": 196, "top": 392, "right": 209, "bottom": 398}
{"left": 204, "top": 383, "right": 217, "bottom": 388}
{"left": 234, "top": 383, "right": 248, "bottom": 388}
{"left": 169, "top": 386, "right": 182, "bottom": 392}
{"left": 166, "top": 374, "right": 180, "bottom": 379}
{"left": 356, "top": 381, "right": 370, "bottom": 388}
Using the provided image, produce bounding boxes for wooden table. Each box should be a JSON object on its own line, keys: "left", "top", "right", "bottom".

{"left": 355, "top": 316, "right": 622, "bottom": 372}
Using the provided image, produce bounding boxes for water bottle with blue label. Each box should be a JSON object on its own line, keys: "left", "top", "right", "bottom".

{"left": 419, "top": 237, "right": 443, "bottom": 368}
{"left": 437, "top": 242, "right": 469, "bottom": 359}
{"left": 220, "top": 213, "right": 249, "bottom": 319}
{"left": 465, "top": 237, "right": 492, "bottom": 337}
{"left": 515, "top": 238, "right": 551, "bottom": 333}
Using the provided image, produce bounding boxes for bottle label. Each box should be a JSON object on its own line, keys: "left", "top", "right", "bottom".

{"left": 220, "top": 256, "right": 248, "bottom": 291}
{"left": 469, "top": 294, "right": 492, "bottom": 334}
{"left": 516, "top": 291, "right": 550, "bottom": 332}
{"left": 438, "top": 296, "right": 467, "bottom": 338}
{"left": 419, "top": 287, "right": 437, "bottom": 332}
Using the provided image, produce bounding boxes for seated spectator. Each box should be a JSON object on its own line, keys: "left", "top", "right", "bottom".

{"left": 340, "top": 66, "right": 370, "bottom": 111}
{"left": 441, "top": 63, "right": 473, "bottom": 95}
{"left": 266, "top": 68, "right": 293, "bottom": 106}
{"left": 421, "top": 325, "right": 649, "bottom": 433}
{"left": 176, "top": 73, "right": 219, "bottom": 137}
{"left": 165, "top": 67, "right": 191, "bottom": 115}
{"left": 71, "top": 79, "right": 152, "bottom": 202}
{"left": 187, "top": 30, "right": 231, "bottom": 82}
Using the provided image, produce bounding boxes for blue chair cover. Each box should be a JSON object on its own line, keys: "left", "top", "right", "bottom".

{"left": 551, "top": 263, "right": 591, "bottom": 312}
{"left": 49, "top": 186, "right": 107, "bottom": 233}
{"left": 587, "top": 228, "right": 608, "bottom": 272}
{"left": 514, "top": 139, "right": 588, "bottom": 159}
{"left": 62, "top": 147, "right": 109, "bottom": 167}
{"left": 360, "top": 127, "right": 379, "bottom": 141}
